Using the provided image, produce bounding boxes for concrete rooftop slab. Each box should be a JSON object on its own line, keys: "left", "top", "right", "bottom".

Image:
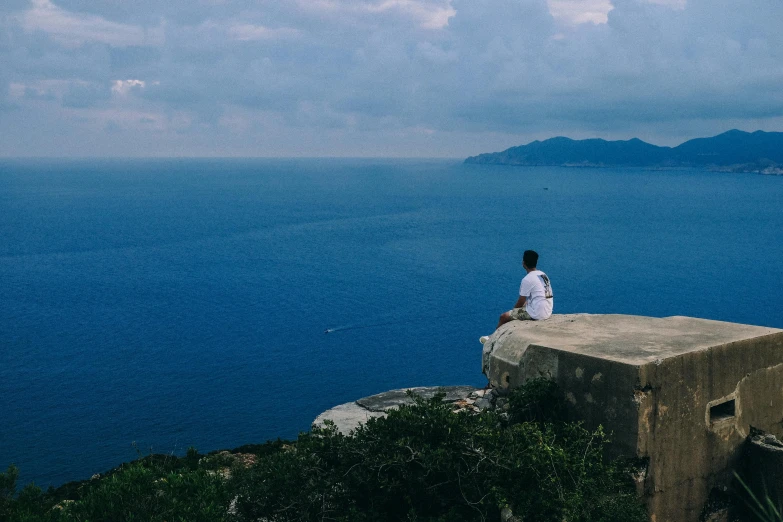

{"left": 489, "top": 314, "right": 782, "bottom": 365}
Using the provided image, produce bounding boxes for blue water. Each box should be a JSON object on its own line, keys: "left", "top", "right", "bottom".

{"left": 1, "top": 158, "right": 782, "bottom": 488}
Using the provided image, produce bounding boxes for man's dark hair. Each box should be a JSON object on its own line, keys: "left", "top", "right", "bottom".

{"left": 523, "top": 250, "right": 539, "bottom": 268}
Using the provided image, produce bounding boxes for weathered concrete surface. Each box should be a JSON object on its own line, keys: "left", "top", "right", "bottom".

{"left": 313, "top": 385, "right": 480, "bottom": 435}
{"left": 482, "top": 314, "right": 783, "bottom": 522}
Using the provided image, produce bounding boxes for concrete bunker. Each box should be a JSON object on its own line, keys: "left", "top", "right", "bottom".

{"left": 482, "top": 314, "right": 783, "bottom": 522}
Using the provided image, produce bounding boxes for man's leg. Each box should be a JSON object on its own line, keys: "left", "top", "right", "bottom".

{"left": 482, "top": 308, "right": 534, "bottom": 345}
{"left": 497, "top": 307, "right": 533, "bottom": 329}
{"left": 496, "top": 311, "right": 514, "bottom": 329}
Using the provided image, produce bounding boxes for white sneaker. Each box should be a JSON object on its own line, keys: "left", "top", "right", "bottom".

{"left": 479, "top": 335, "right": 490, "bottom": 345}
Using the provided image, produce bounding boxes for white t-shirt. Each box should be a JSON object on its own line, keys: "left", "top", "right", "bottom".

{"left": 519, "top": 270, "right": 554, "bottom": 320}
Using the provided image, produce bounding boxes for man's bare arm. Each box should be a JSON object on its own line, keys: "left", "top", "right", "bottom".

{"left": 514, "top": 295, "right": 526, "bottom": 309}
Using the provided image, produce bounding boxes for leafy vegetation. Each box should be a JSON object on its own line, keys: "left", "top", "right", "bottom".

{"left": 733, "top": 472, "right": 783, "bottom": 522}
{"left": 1, "top": 379, "right": 647, "bottom": 521}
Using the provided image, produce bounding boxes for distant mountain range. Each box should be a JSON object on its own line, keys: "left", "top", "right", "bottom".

{"left": 464, "top": 130, "right": 783, "bottom": 174}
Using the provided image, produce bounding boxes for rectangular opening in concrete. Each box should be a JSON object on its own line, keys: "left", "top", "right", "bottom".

{"left": 710, "top": 399, "right": 736, "bottom": 422}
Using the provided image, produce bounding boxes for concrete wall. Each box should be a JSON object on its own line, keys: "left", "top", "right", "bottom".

{"left": 637, "top": 333, "right": 783, "bottom": 521}
{"left": 482, "top": 314, "right": 783, "bottom": 522}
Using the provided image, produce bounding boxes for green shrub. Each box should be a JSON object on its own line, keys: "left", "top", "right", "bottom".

{"left": 67, "top": 461, "right": 231, "bottom": 522}
{"left": 2, "top": 380, "right": 648, "bottom": 522}
{"left": 0, "top": 464, "right": 62, "bottom": 522}
{"left": 231, "top": 385, "right": 647, "bottom": 522}
{"left": 507, "top": 376, "right": 566, "bottom": 423}
{"left": 1, "top": 465, "right": 19, "bottom": 520}
{"left": 734, "top": 472, "right": 783, "bottom": 522}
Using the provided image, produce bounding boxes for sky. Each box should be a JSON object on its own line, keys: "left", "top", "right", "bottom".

{"left": 1, "top": 0, "right": 782, "bottom": 157}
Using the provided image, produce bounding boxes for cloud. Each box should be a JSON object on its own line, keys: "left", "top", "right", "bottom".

{"left": 78, "top": 107, "right": 168, "bottom": 131}
{"left": 111, "top": 79, "right": 146, "bottom": 96}
{"left": 6, "top": 78, "right": 112, "bottom": 108}
{"left": 3, "top": 0, "right": 783, "bottom": 156}
{"left": 62, "top": 80, "right": 110, "bottom": 107}
{"left": 296, "top": 0, "right": 456, "bottom": 29}
{"left": 227, "top": 24, "right": 300, "bottom": 41}
{"left": 548, "top": 0, "right": 614, "bottom": 25}
{"left": 20, "top": 0, "right": 163, "bottom": 47}
{"left": 645, "top": 0, "right": 686, "bottom": 9}
{"left": 15, "top": 78, "right": 73, "bottom": 99}
{"left": 363, "top": 0, "right": 456, "bottom": 29}
{"left": 109, "top": 46, "right": 162, "bottom": 72}
{"left": 8, "top": 83, "right": 26, "bottom": 98}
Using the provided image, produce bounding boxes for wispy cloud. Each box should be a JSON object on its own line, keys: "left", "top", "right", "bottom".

{"left": 645, "top": 0, "right": 686, "bottom": 9}
{"left": 297, "top": 0, "right": 455, "bottom": 29}
{"left": 227, "top": 24, "right": 301, "bottom": 41}
{"left": 547, "top": 0, "right": 614, "bottom": 25}
{"left": 20, "top": 0, "right": 163, "bottom": 47}
{"left": 11, "top": 79, "right": 80, "bottom": 99}
{"left": 365, "top": 0, "right": 456, "bottom": 29}
{"left": 74, "top": 107, "right": 169, "bottom": 131}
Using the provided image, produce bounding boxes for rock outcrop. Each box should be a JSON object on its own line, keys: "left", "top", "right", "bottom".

{"left": 314, "top": 385, "right": 487, "bottom": 434}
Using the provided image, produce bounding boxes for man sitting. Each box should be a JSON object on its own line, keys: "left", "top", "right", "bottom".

{"left": 481, "top": 250, "right": 553, "bottom": 344}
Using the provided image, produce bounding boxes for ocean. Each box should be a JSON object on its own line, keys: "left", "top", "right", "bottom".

{"left": 1, "top": 158, "right": 782, "bottom": 488}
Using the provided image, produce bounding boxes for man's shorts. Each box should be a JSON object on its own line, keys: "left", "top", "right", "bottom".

{"left": 507, "top": 307, "right": 533, "bottom": 321}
